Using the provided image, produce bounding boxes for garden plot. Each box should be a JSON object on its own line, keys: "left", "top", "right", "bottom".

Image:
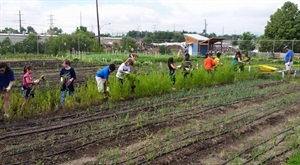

{"left": 0, "top": 79, "right": 299, "bottom": 164}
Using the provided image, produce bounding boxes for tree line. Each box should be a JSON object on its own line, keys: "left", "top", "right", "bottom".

{"left": 1, "top": 1, "right": 299, "bottom": 55}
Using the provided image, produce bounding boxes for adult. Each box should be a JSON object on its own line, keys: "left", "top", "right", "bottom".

{"left": 0, "top": 62, "right": 15, "bottom": 118}
{"left": 184, "top": 46, "right": 189, "bottom": 56}
{"left": 283, "top": 45, "right": 294, "bottom": 78}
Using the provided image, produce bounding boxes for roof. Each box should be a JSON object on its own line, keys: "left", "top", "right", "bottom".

{"left": 184, "top": 33, "right": 208, "bottom": 41}
{"left": 200, "top": 37, "right": 224, "bottom": 45}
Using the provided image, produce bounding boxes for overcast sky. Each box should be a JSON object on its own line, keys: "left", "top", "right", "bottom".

{"left": 0, "top": 0, "right": 299, "bottom": 36}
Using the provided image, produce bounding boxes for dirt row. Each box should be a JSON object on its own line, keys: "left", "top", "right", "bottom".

{"left": 0, "top": 80, "right": 299, "bottom": 164}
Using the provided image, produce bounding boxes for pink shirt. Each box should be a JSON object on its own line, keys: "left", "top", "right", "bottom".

{"left": 23, "top": 73, "right": 33, "bottom": 87}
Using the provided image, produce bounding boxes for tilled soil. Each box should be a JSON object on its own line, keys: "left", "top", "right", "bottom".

{"left": 0, "top": 80, "right": 299, "bottom": 165}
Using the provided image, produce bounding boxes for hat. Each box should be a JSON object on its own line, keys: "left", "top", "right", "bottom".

{"left": 283, "top": 45, "right": 289, "bottom": 49}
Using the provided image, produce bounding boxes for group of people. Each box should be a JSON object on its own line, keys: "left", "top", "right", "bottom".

{"left": 0, "top": 59, "right": 77, "bottom": 118}
{"left": 0, "top": 46, "right": 295, "bottom": 118}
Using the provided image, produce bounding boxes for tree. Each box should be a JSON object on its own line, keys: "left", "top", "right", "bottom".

{"left": 20, "top": 27, "right": 26, "bottom": 34}
{"left": 0, "top": 37, "right": 13, "bottom": 54}
{"left": 1, "top": 27, "right": 18, "bottom": 34}
{"left": 47, "top": 27, "right": 63, "bottom": 35}
{"left": 239, "top": 32, "right": 256, "bottom": 55}
{"left": 120, "top": 37, "right": 138, "bottom": 53}
{"left": 159, "top": 45, "right": 172, "bottom": 55}
{"left": 27, "top": 26, "right": 37, "bottom": 34}
{"left": 260, "top": 1, "right": 300, "bottom": 52}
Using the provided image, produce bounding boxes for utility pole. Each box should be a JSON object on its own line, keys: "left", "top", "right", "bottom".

{"left": 19, "top": 10, "right": 22, "bottom": 34}
{"left": 96, "top": 0, "right": 101, "bottom": 47}
{"left": 204, "top": 19, "right": 208, "bottom": 34}
{"left": 48, "top": 14, "right": 55, "bottom": 35}
{"left": 80, "top": 12, "right": 82, "bottom": 27}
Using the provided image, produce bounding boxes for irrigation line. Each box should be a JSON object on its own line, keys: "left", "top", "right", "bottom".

{"left": 221, "top": 123, "right": 300, "bottom": 165}
{"left": 259, "top": 144, "right": 300, "bottom": 164}
{"left": 2, "top": 87, "right": 297, "bottom": 161}
{"left": 128, "top": 99, "right": 300, "bottom": 165}
{"left": 0, "top": 80, "right": 283, "bottom": 130}
{"left": 4, "top": 85, "right": 288, "bottom": 164}
{"left": 242, "top": 133, "right": 290, "bottom": 164}
{"left": 2, "top": 82, "right": 289, "bottom": 140}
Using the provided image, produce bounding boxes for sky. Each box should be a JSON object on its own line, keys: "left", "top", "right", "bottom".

{"left": 0, "top": 0, "right": 299, "bottom": 36}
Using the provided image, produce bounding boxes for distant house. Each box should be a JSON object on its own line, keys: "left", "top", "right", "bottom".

{"left": 184, "top": 34, "right": 224, "bottom": 56}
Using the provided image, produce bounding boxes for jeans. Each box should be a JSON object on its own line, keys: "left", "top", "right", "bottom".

{"left": 60, "top": 90, "right": 74, "bottom": 106}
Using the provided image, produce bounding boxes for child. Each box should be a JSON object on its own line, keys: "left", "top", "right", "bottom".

{"left": 204, "top": 52, "right": 215, "bottom": 72}
{"left": 214, "top": 51, "right": 222, "bottom": 70}
{"left": 116, "top": 59, "right": 134, "bottom": 84}
{"left": 168, "top": 57, "right": 180, "bottom": 85}
{"left": 21, "top": 65, "right": 40, "bottom": 110}
{"left": 96, "top": 64, "right": 116, "bottom": 93}
{"left": 0, "top": 62, "right": 15, "bottom": 118}
{"left": 182, "top": 54, "right": 192, "bottom": 77}
{"left": 60, "top": 59, "right": 76, "bottom": 108}
{"left": 128, "top": 53, "right": 138, "bottom": 61}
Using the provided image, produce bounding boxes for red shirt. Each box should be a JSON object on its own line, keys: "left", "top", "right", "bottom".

{"left": 204, "top": 57, "right": 215, "bottom": 70}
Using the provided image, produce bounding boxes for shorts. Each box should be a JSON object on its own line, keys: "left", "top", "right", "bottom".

{"left": 285, "top": 61, "right": 293, "bottom": 71}
{"left": 22, "top": 86, "right": 33, "bottom": 99}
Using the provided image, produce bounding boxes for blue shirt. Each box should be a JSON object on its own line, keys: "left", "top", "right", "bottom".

{"left": 96, "top": 66, "right": 110, "bottom": 79}
{"left": 0, "top": 69, "right": 15, "bottom": 88}
{"left": 285, "top": 50, "right": 293, "bottom": 63}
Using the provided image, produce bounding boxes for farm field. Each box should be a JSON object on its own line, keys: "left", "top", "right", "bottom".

{"left": 0, "top": 79, "right": 299, "bottom": 164}
{"left": 0, "top": 54, "right": 300, "bottom": 164}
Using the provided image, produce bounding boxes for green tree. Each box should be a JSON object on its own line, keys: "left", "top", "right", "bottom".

{"left": 47, "top": 27, "right": 63, "bottom": 35}
{"left": 260, "top": 1, "right": 300, "bottom": 52}
{"left": 27, "top": 26, "right": 37, "bottom": 34}
{"left": 1, "top": 27, "right": 18, "bottom": 33}
{"left": 121, "top": 37, "right": 138, "bottom": 53}
{"left": 0, "top": 37, "right": 13, "bottom": 54}
{"left": 239, "top": 32, "right": 256, "bottom": 55}
{"left": 159, "top": 45, "right": 172, "bottom": 55}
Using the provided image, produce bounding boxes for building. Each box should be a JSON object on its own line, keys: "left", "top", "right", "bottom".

{"left": 184, "top": 33, "right": 224, "bottom": 56}
{"left": 0, "top": 33, "right": 56, "bottom": 44}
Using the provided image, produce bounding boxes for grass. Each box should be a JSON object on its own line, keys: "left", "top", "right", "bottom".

{"left": 285, "top": 149, "right": 300, "bottom": 165}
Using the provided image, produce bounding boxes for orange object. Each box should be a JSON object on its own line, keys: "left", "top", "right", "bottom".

{"left": 204, "top": 57, "right": 215, "bottom": 70}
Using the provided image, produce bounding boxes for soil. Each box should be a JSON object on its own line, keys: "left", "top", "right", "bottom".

{"left": 0, "top": 79, "right": 299, "bottom": 165}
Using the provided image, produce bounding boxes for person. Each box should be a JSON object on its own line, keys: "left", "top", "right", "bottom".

{"left": 232, "top": 51, "right": 245, "bottom": 71}
{"left": 168, "top": 57, "right": 181, "bottom": 85}
{"left": 128, "top": 53, "right": 138, "bottom": 61}
{"left": 204, "top": 52, "right": 215, "bottom": 72}
{"left": 60, "top": 59, "right": 76, "bottom": 108}
{"left": 0, "top": 62, "right": 14, "bottom": 118}
{"left": 96, "top": 64, "right": 116, "bottom": 93}
{"left": 177, "top": 48, "right": 182, "bottom": 58}
{"left": 214, "top": 51, "right": 222, "bottom": 70}
{"left": 21, "top": 65, "right": 40, "bottom": 110}
{"left": 184, "top": 46, "right": 189, "bottom": 56}
{"left": 283, "top": 45, "right": 294, "bottom": 78}
{"left": 182, "top": 54, "right": 192, "bottom": 77}
{"left": 116, "top": 58, "right": 134, "bottom": 84}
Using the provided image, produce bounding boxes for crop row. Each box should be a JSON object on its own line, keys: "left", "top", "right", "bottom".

{"left": 1, "top": 82, "right": 298, "bottom": 164}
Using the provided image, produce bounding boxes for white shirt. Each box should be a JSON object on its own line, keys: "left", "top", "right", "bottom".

{"left": 116, "top": 63, "right": 130, "bottom": 79}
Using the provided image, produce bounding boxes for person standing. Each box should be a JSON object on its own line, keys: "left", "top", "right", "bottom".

{"left": 60, "top": 59, "right": 76, "bottom": 108}
{"left": 204, "top": 52, "right": 215, "bottom": 72}
{"left": 283, "top": 45, "right": 294, "bottom": 78}
{"left": 184, "top": 46, "right": 189, "bottom": 56}
{"left": 168, "top": 57, "right": 181, "bottom": 85}
{"left": 0, "top": 62, "right": 14, "bottom": 118}
{"left": 214, "top": 51, "right": 222, "bottom": 70}
{"left": 21, "top": 65, "right": 40, "bottom": 110}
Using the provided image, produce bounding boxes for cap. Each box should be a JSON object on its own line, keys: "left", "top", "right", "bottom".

{"left": 283, "top": 45, "right": 289, "bottom": 49}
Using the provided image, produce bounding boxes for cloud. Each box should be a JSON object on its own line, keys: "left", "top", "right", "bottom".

{"left": 1, "top": 0, "right": 299, "bottom": 36}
